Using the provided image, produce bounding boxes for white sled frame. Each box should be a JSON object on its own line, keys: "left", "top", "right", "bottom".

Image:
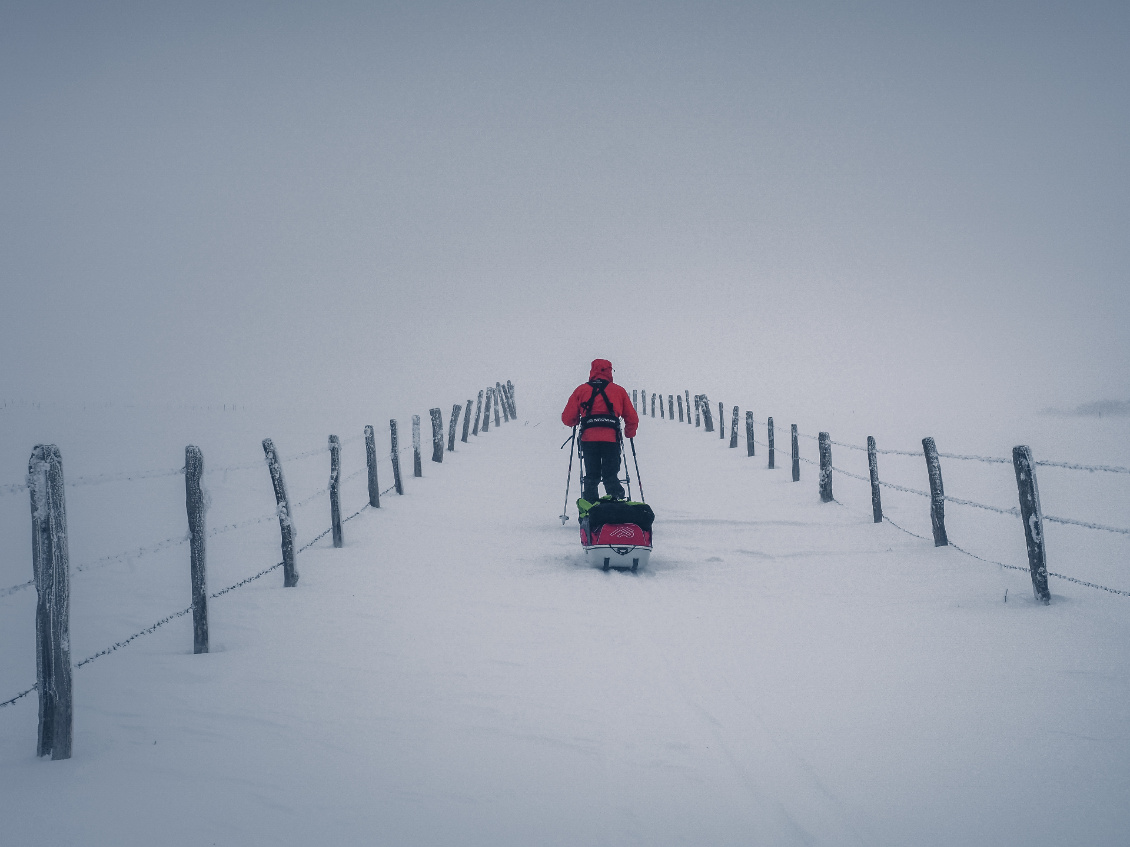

{"left": 584, "top": 543, "right": 651, "bottom": 572}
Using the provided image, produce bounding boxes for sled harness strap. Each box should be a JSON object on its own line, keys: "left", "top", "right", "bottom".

{"left": 579, "top": 380, "right": 621, "bottom": 437}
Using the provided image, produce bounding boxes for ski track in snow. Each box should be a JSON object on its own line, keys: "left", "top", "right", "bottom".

{"left": 1, "top": 402, "right": 1129, "bottom": 846}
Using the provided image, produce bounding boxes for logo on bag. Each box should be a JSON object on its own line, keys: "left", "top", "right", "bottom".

{"left": 609, "top": 525, "right": 637, "bottom": 539}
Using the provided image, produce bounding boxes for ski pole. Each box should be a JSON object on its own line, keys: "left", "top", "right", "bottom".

{"left": 629, "top": 437, "right": 645, "bottom": 502}
{"left": 619, "top": 436, "right": 633, "bottom": 501}
{"left": 560, "top": 427, "right": 577, "bottom": 523}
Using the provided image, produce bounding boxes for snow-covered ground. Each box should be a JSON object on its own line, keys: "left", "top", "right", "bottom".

{"left": 2, "top": 393, "right": 1129, "bottom": 846}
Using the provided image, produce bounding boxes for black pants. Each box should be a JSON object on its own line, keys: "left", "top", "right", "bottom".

{"left": 581, "top": 440, "right": 625, "bottom": 501}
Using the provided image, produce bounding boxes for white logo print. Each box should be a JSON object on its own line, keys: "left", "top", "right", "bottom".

{"left": 609, "top": 526, "right": 636, "bottom": 539}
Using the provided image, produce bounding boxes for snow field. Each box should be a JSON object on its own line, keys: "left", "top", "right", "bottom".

{"left": 1, "top": 397, "right": 1129, "bottom": 845}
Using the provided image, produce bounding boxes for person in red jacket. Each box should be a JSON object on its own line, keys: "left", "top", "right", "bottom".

{"left": 562, "top": 358, "right": 639, "bottom": 502}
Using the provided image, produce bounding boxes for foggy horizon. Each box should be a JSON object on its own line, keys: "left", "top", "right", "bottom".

{"left": 3, "top": 1, "right": 1128, "bottom": 426}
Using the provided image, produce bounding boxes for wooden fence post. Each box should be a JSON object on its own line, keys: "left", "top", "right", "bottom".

{"left": 791, "top": 425, "right": 800, "bottom": 482}
{"left": 685, "top": 390, "right": 691, "bottom": 424}
{"left": 746, "top": 411, "right": 756, "bottom": 456}
{"left": 1013, "top": 446, "right": 1051, "bottom": 604}
{"left": 677, "top": 394, "right": 684, "bottom": 422}
{"left": 448, "top": 404, "right": 462, "bottom": 452}
{"left": 701, "top": 396, "right": 714, "bottom": 432}
{"left": 695, "top": 395, "right": 702, "bottom": 427}
{"left": 669, "top": 395, "right": 675, "bottom": 420}
{"left": 461, "top": 400, "right": 473, "bottom": 443}
{"left": 481, "top": 390, "right": 492, "bottom": 433}
{"left": 413, "top": 415, "right": 423, "bottom": 476}
{"left": 492, "top": 389, "right": 501, "bottom": 427}
{"left": 496, "top": 383, "right": 509, "bottom": 423}
{"left": 767, "top": 417, "right": 775, "bottom": 468}
{"left": 660, "top": 393, "right": 665, "bottom": 418}
{"left": 651, "top": 393, "right": 656, "bottom": 418}
{"left": 922, "top": 437, "right": 948, "bottom": 546}
{"left": 633, "top": 389, "right": 638, "bottom": 411}
{"left": 29, "top": 444, "right": 72, "bottom": 760}
{"left": 328, "top": 435, "right": 343, "bottom": 547}
{"left": 390, "top": 420, "right": 404, "bottom": 495}
{"left": 507, "top": 380, "right": 517, "bottom": 416}
{"left": 730, "top": 407, "right": 739, "bottom": 448}
{"left": 472, "top": 391, "right": 483, "bottom": 436}
{"left": 185, "top": 445, "right": 208, "bottom": 654}
{"left": 365, "top": 425, "right": 381, "bottom": 508}
{"left": 262, "top": 439, "right": 298, "bottom": 586}
{"left": 867, "top": 436, "right": 882, "bottom": 523}
{"left": 818, "top": 432, "right": 833, "bottom": 501}
{"left": 430, "top": 408, "right": 444, "bottom": 462}
{"left": 718, "top": 402, "right": 725, "bottom": 439}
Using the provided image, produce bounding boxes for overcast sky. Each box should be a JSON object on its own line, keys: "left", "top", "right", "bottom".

{"left": 2, "top": 1, "right": 1127, "bottom": 426}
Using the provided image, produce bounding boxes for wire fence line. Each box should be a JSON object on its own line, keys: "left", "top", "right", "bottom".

{"left": 2, "top": 383, "right": 517, "bottom": 717}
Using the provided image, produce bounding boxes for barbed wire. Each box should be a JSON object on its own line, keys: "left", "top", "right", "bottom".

{"left": 1033, "top": 459, "right": 1130, "bottom": 475}
{"left": 1, "top": 578, "right": 34, "bottom": 598}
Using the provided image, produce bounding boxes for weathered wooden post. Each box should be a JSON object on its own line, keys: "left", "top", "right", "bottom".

{"left": 328, "top": 435, "right": 343, "bottom": 548}
{"left": 481, "top": 390, "right": 492, "bottom": 433}
{"left": 685, "top": 390, "right": 691, "bottom": 424}
{"left": 185, "top": 445, "right": 208, "bottom": 654}
{"left": 429, "top": 408, "right": 444, "bottom": 463}
{"left": 633, "top": 389, "right": 638, "bottom": 411}
{"left": 448, "top": 404, "right": 462, "bottom": 452}
{"left": 659, "top": 393, "right": 665, "bottom": 418}
{"left": 412, "top": 415, "right": 423, "bottom": 477}
{"left": 767, "top": 417, "right": 775, "bottom": 468}
{"left": 262, "top": 439, "right": 298, "bottom": 586}
{"left": 1013, "top": 446, "right": 1051, "bottom": 604}
{"left": 390, "top": 420, "right": 404, "bottom": 495}
{"left": 730, "top": 407, "right": 739, "bottom": 448}
{"left": 701, "top": 395, "right": 714, "bottom": 432}
{"left": 669, "top": 395, "right": 675, "bottom": 420}
{"left": 695, "top": 395, "right": 702, "bottom": 427}
{"left": 492, "top": 389, "right": 501, "bottom": 427}
{"left": 364, "top": 425, "right": 381, "bottom": 508}
{"left": 677, "top": 394, "right": 684, "bottom": 422}
{"left": 746, "top": 411, "right": 756, "bottom": 456}
{"left": 461, "top": 400, "right": 473, "bottom": 443}
{"left": 922, "top": 437, "right": 948, "bottom": 546}
{"left": 29, "top": 444, "right": 72, "bottom": 760}
{"left": 867, "top": 436, "right": 882, "bottom": 523}
{"left": 498, "top": 383, "right": 511, "bottom": 422}
{"left": 718, "top": 402, "right": 725, "bottom": 439}
{"left": 472, "top": 390, "right": 484, "bottom": 436}
{"left": 507, "top": 380, "right": 517, "bottom": 416}
{"left": 818, "top": 432, "right": 833, "bottom": 502}
{"left": 651, "top": 393, "right": 656, "bottom": 417}
{"left": 791, "top": 425, "right": 800, "bottom": 482}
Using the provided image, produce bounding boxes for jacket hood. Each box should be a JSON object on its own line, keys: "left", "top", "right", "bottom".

{"left": 589, "top": 359, "right": 613, "bottom": 382}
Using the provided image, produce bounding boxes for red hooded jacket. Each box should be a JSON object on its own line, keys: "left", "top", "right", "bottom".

{"left": 562, "top": 359, "right": 639, "bottom": 442}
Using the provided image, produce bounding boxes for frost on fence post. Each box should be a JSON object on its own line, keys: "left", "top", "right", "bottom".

{"left": 364, "top": 425, "right": 381, "bottom": 508}
{"left": 718, "top": 403, "right": 725, "bottom": 440}
{"left": 701, "top": 395, "right": 714, "bottom": 432}
{"left": 29, "top": 444, "right": 72, "bottom": 760}
{"left": 791, "top": 425, "right": 800, "bottom": 482}
{"left": 448, "top": 404, "right": 462, "bottom": 452}
{"left": 328, "top": 435, "right": 343, "bottom": 548}
{"left": 389, "top": 420, "right": 404, "bottom": 495}
{"left": 497, "top": 383, "right": 510, "bottom": 423}
{"left": 472, "top": 390, "right": 484, "bottom": 436}
{"left": 481, "top": 390, "right": 492, "bottom": 433}
{"left": 746, "top": 411, "right": 756, "bottom": 457}
{"left": 507, "top": 379, "right": 517, "bottom": 416}
{"left": 461, "top": 400, "right": 473, "bottom": 443}
{"left": 730, "top": 407, "right": 739, "bottom": 448}
{"left": 262, "top": 439, "right": 298, "bottom": 587}
{"left": 1013, "top": 446, "right": 1051, "bottom": 605}
{"left": 685, "top": 391, "right": 691, "bottom": 425}
{"left": 922, "top": 437, "right": 949, "bottom": 547}
{"left": 818, "top": 432, "right": 833, "bottom": 502}
{"left": 651, "top": 393, "right": 656, "bottom": 418}
{"left": 767, "top": 417, "right": 775, "bottom": 468}
{"left": 867, "top": 436, "right": 882, "bottom": 523}
{"left": 669, "top": 395, "right": 675, "bottom": 420}
{"left": 412, "top": 415, "right": 423, "bottom": 477}
{"left": 694, "top": 395, "right": 702, "bottom": 428}
{"left": 677, "top": 394, "right": 684, "bottom": 422}
{"left": 185, "top": 445, "right": 209, "bottom": 654}
{"left": 430, "top": 408, "right": 444, "bottom": 463}
{"left": 492, "top": 389, "right": 501, "bottom": 427}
